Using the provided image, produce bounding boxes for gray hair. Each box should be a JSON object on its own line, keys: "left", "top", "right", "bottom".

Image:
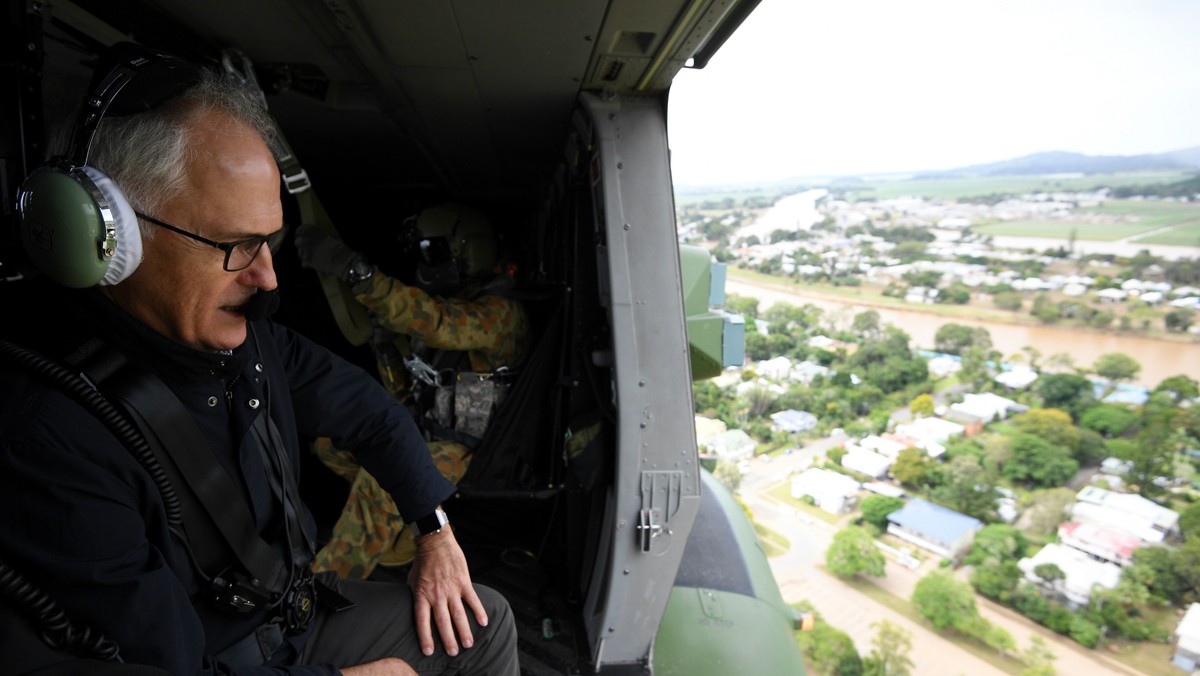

{"left": 86, "top": 68, "right": 278, "bottom": 237}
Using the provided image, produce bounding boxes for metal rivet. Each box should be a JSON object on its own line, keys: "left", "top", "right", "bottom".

{"left": 255, "top": 363, "right": 264, "bottom": 373}
{"left": 248, "top": 399, "right": 261, "bottom": 409}
{"left": 623, "top": 223, "right": 631, "bottom": 231}
{"left": 218, "top": 360, "right": 226, "bottom": 367}
{"left": 207, "top": 396, "right": 219, "bottom": 407}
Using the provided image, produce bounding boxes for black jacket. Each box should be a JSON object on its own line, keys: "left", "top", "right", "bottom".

{"left": 0, "top": 288, "right": 454, "bottom": 675}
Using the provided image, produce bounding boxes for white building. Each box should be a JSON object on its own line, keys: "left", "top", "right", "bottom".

{"left": 857, "top": 435, "right": 911, "bottom": 461}
{"left": 1174, "top": 604, "right": 1200, "bottom": 672}
{"left": 841, "top": 447, "right": 892, "bottom": 479}
{"left": 1072, "top": 486, "right": 1179, "bottom": 543}
{"left": 756, "top": 356, "right": 793, "bottom": 381}
{"left": 1018, "top": 543, "right": 1122, "bottom": 609}
{"left": 791, "top": 468, "right": 861, "bottom": 514}
{"left": 949, "top": 392, "right": 1022, "bottom": 423}
{"left": 702, "top": 429, "right": 756, "bottom": 463}
{"left": 895, "top": 417, "right": 964, "bottom": 448}
{"left": 995, "top": 366, "right": 1038, "bottom": 389}
{"left": 1058, "top": 520, "right": 1142, "bottom": 567}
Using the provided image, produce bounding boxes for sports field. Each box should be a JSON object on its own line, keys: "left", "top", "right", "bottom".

{"left": 973, "top": 199, "right": 1200, "bottom": 244}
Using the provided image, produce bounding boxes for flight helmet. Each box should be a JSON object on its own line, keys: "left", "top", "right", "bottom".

{"left": 402, "top": 203, "right": 497, "bottom": 290}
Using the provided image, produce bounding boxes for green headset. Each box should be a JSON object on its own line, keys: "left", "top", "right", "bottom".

{"left": 16, "top": 43, "right": 201, "bottom": 288}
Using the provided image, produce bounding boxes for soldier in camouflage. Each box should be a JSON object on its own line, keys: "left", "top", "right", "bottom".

{"left": 295, "top": 204, "right": 529, "bottom": 579}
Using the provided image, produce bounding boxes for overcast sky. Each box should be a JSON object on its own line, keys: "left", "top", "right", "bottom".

{"left": 667, "top": 0, "right": 1200, "bottom": 187}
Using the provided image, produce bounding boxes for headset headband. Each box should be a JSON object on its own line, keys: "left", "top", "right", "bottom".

{"left": 68, "top": 44, "right": 202, "bottom": 167}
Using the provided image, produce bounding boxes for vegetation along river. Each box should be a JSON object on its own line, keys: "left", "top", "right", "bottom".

{"left": 727, "top": 276, "right": 1200, "bottom": 388}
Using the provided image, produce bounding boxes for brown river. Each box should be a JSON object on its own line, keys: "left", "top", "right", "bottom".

{"left": 727, "top": 278, "right": 1200, "bottom": 388}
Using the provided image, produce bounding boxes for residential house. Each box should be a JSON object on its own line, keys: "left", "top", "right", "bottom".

{"left": 894, "top": 417, "right": 963, "bottom": 459}
{"left": 793, "top": 360, "right": 830, "bottom": 385}
{"left": 791, "top": 468, "right": 861, "bottom": 514}
{"left": 756, "top": 356, "right": 793, "bottom": 381}
{"left": 693, "top": 415, "right": 728, "bottom": 446}
{"left": 771, "top": 409, "right": 818, "bottom": 434}
{"left": 1017, "top": 543, "right": 1122, "bottom": 609}
{"left": 857, "top": 435, "right": 911, "bottom": 461}
{"left": 841, "top": 447, "right": 892, "bottom": 479}
{"left": 927, "top": 355, "right": 962, "bottom": 379}
{"left": 1174, "top": 604, "right": 1200, "bottom": 672}
{"left": 886, "top": 498, "right": 982, "bottom": 559}
{"left": 949, "top": 392, "right": 1025, "bottom": 423}
{"left": 1057, "top": 520, "right": 1142, "bottom": 567}
{"left": 703, "top": 429, "right": 756, "bottom": 463}
{"left": 1072, "top": 486, "right": 1179, "bottom": 543}
{"left": 995, "top": 366, "right": 1038, "bottom": 390}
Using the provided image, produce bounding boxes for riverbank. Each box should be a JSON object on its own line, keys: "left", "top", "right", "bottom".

{"left": 727, "top": 267, "right": 1200, "bottom": 346}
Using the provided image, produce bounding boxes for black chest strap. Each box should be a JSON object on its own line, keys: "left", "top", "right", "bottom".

{"left": 68, "top": 339, "right": 290, "bottom": 596}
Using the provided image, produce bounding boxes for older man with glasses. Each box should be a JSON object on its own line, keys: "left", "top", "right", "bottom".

{"left": 0, "top": 44, "right": 517, "bottom": 676}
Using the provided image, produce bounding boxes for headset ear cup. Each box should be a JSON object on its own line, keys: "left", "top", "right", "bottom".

{"left": 80, "top": 166, "right": 143, "bottom": 285}
{"left": 17, "top": 167, "right": 112, "bottom": 288}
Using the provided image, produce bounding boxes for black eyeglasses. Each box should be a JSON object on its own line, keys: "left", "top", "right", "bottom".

{"left": 135, "top": 212, "right": 286, "bottom": 272}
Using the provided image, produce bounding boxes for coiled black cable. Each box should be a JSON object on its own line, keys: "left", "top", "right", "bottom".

{"left": 0, "top": 555, "right": 121, "bottom": 662}
{"left": 0, "top": 338, "right": 182, "bottom": 525}
{"left": 0, "top": 338, "right": 184, "bottom": 662}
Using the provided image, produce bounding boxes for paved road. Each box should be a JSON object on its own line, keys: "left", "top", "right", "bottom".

{"left": 741, "top": 442, "right": 1139, "bottom": 676}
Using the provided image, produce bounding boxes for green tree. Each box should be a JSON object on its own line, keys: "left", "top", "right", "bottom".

{"left": 1033, "top": 563, "right": 1066, "bottom": 598}
{"left": 853, "top": 310, "right": 882, "bottom": 339}
{"left": 912, "top": 571, "right": 978, "bottom": 631}
{"left": 863, "top": 620, "right": 914, "bottom": 676}
{"left": 1079, "top": 404, "right": 1140, "bottom": 438}
{"left": 1155, "top": 375, "right": 1200, "bottom": 403}
{"left": 1002, "top": 434, "right": 1079, "bottom": 488}
{"left": 1035, "top": 373, "right": 1096, "bottom": 421}
{"left": 1031, "top": 293, "right": 1060, "bottom": 323}
{"left": 909, "top": 393, "right": 935, "bottom": 418}
{"left": 993, "top": 291, "right": 1024, "bottom": 311}
{"left": 966, "top": 524, "right": 1029, "bottom": 566}
{"left": 1128, "top": 546, "right": 1185, "bottom": 603}
{"left": 891, "top": 447, "right": 931, "bottom": 487}
{"left": 971, "top": 560, "right": 1022, "bottom": 602}
{"left": 860, "top": 495, "right": 906, "bottom": 532}
{"left": 1171, "top": 537, "right": 1200, "bottom": 595}
{"left": 725, "top": 293, "right": 759, "bottom": 319}
{"left": 934, "top": 323, "right": 993, "bottom": 356}
{"left": 929, "top": 455, "right": 996, "bottom": 521}
{"left": 958, "top": 344, "right": 999, "bottom": 391}
{"left": 1093, "top": 352, "right": 1141, "bottom": 383}
{"left": 1011, "top": 409, "right": 1080, "bottom": 455}
{"left": 712, "top": 461, "right": 742, "bottom": 493}
{"left": 1181, "top": 502, "right": 1200, "bottom": 539}
{"left": 1025, "top": 488, "right": 1075, "bottom": 535}
{"left": 848, "top": 326, "right": 929, "bottom": 393}
{"left": 826, "top": 525, "right": 887, "bottom": 579}
{"left": 796, "top": 613, "right": 862, "bottom": 676}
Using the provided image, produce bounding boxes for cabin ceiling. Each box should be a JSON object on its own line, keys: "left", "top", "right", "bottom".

{"left": 40, "top": 0, "right": 754, "bottom": 209}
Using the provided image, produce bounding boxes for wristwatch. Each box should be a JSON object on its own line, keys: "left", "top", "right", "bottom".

{"left": 344, "top": 255, "right": 374, "bottom": 290}
{"left": 409, "top": 507, "right": 449, "bottom": 538}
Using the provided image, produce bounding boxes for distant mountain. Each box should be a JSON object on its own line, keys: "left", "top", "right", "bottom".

{"left": 915, "top": 147, "right": 1200, "bottom": 179}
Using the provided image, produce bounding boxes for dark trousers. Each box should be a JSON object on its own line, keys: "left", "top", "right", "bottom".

{"left": 301, "top": 580, "right": 519, "bottom": 675}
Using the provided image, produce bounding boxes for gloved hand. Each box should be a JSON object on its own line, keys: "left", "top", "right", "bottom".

{"left": 294, "top": 223, "right": 360, "bottom": 279}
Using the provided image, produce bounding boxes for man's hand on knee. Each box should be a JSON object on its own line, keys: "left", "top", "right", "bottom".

{"left": 407, "top": 526, "right": 488, "bottom": 657}
{"left": 341, "top": 658, "right": 418, "bottom": 675}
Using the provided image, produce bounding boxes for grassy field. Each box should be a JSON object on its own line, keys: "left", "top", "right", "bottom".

{"left": 836, "top": 171, "right": 1194, "bottom": 202}
{"left": 754, "top": 522, "right": 790, "bottom": 557}
{"left": 971, "top": 199, "right": 1200, "bottom": 242}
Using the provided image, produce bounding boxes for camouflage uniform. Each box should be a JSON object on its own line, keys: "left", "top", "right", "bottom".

{"left": 312, "top": 271, "right": 528, "bottom": 579}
